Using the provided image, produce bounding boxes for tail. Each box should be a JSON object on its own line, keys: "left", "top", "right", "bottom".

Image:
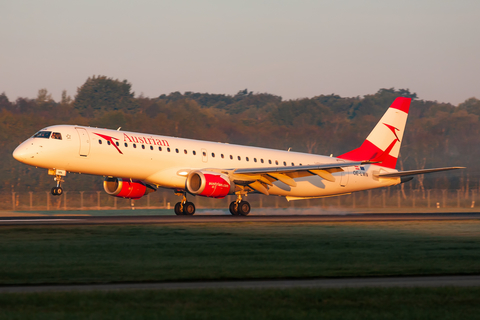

{"left": 338, "top": 97, "right": 412, "bottom": 169}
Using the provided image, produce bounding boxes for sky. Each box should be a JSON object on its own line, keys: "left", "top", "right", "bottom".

{"left": 1, "top": 0, "right": 479, "bottom": 105}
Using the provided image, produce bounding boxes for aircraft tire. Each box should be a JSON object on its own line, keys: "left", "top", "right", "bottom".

{"left": 183, "top": 202, "right": 195, "bottom": 215}
{"left": 174, "top": 202, "right": 184, "bottom": 215}
{"left": 229, "top": 201, "right": 239, "bottom": 215}
{"left": 237, "top": 201, "right": 251, "bottom": 216}
{"left": 51, "top": 187, "right": 63, "bottom": 196}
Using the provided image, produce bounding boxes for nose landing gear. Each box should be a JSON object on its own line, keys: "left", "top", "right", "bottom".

{"left": 48, "top": 169, "right": 66, "bottom": 196}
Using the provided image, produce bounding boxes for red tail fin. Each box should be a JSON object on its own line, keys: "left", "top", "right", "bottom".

{"left": 338, "top": 97, "right": 411, "bottom": 169}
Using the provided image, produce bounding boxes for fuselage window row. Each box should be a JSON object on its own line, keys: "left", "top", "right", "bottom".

{"left": 98, "top": 141, "right": 292, "bottom": 166}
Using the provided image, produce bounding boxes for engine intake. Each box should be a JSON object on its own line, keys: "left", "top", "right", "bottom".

{"left": 186, "top": 171, "right": 234, "bottom": 199}
{"left": 103, "top": 177, "right": 156, "bottom": 200}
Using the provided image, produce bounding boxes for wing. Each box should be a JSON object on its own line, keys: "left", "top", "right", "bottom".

{"left": 228, "top": 160, "right": 377, "bottom": 195}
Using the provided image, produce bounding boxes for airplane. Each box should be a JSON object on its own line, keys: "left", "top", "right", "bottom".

{"left": 12, "top": 97, "right": 463, "bottom": 215}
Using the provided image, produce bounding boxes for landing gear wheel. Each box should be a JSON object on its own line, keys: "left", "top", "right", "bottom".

{"left": 183, "top": 202, "right": 196, "bottom": 215}
{"left": 229, "top": 201, "right": 239, "bottom": 215}
{"left": 237, "top": 201, "right": 251, "bottom": 216}
{"left": 51, "top": 187, "right": 63, "bottom": 196}
{"left": 174, "top": 202, "right": 183, "bottom": 215}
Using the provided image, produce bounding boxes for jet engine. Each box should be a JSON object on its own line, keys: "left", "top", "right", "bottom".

{"left": 186, "top": 171, "right": 234, "bottom": 198}
{"left": 103, "top": 177, "right": 156, "bottom": 200}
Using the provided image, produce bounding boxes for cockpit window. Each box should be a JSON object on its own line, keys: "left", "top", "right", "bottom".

{"left": 33, "top": 131, "right": 52, "bottom": 139}
{"left": 51, "top": 132, "right": 62, "bottom": 140}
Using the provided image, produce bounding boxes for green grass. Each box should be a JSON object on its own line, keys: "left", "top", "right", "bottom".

{"left": 0, "top": 221, "right": 479, "bottom": 285}
{"left": 1, "top": 287, "right": 480, "bottom": 319}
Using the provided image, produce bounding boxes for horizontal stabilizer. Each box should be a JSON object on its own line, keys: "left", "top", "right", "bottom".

{"left": 377, "top": 167, "right": 465, "bottom": 178}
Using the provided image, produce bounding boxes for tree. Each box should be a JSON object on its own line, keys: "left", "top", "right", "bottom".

{"left": 458, "top": 97, "right": 480, "bottom": 116}
{"left": 73, "top": 76, "right": 139, "bottom": 116}
{"left": 0, "top": 92, "right": 12, "bottom": 111}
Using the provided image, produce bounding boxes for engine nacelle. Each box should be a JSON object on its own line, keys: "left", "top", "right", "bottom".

{"left": 103, "top": 177, "right": 156, "bottom": 200}
{"left": 186, "top": 171, "right": 234, "bottom": 199}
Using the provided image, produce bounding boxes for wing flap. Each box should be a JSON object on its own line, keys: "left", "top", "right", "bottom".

{"left": 268, "top": 172, "right": 297, "bottom": 187}
{"left": 308, "top": 169, "right": 336, "bottom": 182}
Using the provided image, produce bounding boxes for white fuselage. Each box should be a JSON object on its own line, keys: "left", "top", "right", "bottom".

{"left": 13, "top": 125, "right": 400, "bottom": 198}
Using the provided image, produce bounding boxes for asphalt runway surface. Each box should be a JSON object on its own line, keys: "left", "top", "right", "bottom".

{"left": 0, "top": 212, "right": 479, "bottom": 226}
{"left": 1, "top": 275, "right": 480, "bottom": 293}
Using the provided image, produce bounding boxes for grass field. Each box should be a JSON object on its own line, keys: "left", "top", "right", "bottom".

{"left": 0, "top": 220, "right": 479, "bottom": 285}
{"left": 1, "top": 287, "right": 480, "bottom": 320}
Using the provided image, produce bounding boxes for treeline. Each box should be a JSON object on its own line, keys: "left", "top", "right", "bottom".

{"left": 1, "top": 76, "right": 479, "bottom": 195}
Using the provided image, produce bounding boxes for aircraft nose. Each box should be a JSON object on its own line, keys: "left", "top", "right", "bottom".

{"left": 13, "top": 142, "right": 32, "bottom": 162}
{"left": 13, "top": 144, "right": 26, "bottom": 161}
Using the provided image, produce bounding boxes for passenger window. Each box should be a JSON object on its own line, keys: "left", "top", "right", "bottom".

{"left": 33, "top": 131, "right": 52, "bottom": 139}
{"left": 246, "top": 157, "right": 249, "bottom": 162}
{"left": 212, "top": 153, "right": 215, "bottom": 157}
{"left": 125, "top": 143, "right": 128, "bottom": 147}
{"left": 51, "top": 132, "right": 62, "bottom": 140}
{"left": 291, "top": 162, "right": 294, "bottom": 166}
{"left": 175, "top": 148, "right": 179, "bottom": 153}
{"left": 158, "top": 147, "right": 162, "bottom": 151}
{"left": 98, "top": 140, "right": 102, "bottom": 144}
{"left": 167, "top": 148, "right": 171, "bottom": 152}
{"left": 261, "top": 159, "right": 264, "bottom": 163}
{"left": 275, "top": 160, "right": 279, "bottom": 165}
{"left": 116, "top": 142, "right": 120, "bottom": 147}
{"left": 107, "top": 141, "right": 111, "bottom": 145}
{"left": 221, "top": 154, "right": 224, "bottom": 159}
{"left": 254, "top": 158, "right": 257, "bottom": 162}
{"left": 268, "top": 160, "right": 272, "bottom": 164}
{"left": 150, "top": 146, "right": 154, "bottom": 150}
{"left": 133, "top": 144, "right": 137, "bottom": 148}
{"left": 184, "top": 149, "right": 187, "bottom": 154}
{"left": 203, "top": 151, "right": 206, "bottom": 156}
{"left": 238, "top": 156, "right": 241, "bottom": 161}
{"left": 230, "top": 155, "right": 233, "bottom": 160}
{"left": 142, "top": 145, "right": 145, "bottom": 149}
{"left": 283, "top": 161, "right": 286, "bottom": 166}
{"left": 193, "top": 150, "right": 196, "bottom": 155}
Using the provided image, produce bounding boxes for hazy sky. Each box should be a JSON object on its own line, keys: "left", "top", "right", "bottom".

{"left": 1, "top": 0, "right": 479, "bottom": 105}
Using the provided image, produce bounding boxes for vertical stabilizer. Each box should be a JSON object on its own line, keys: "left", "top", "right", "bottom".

{"left": 338, "top": 97, "right": 411, "bottom": 169}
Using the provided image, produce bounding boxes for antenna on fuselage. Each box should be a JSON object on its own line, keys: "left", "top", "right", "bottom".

{"left": 287, "top": 147, "right": 291, "bottom": 152}
{"left": 117, "top": 127, "right": 121, "bottom": 131}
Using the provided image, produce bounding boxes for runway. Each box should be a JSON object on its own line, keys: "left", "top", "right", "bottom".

{"left": 1, "top": 275, "right": 479, "bottom": 293}
{"left": 1, "top": 212, "right": 479, "bottom": 226}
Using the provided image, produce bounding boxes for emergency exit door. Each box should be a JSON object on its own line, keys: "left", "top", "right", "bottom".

{"left": 75, "top": 128, "right": 90, "bottom": 157}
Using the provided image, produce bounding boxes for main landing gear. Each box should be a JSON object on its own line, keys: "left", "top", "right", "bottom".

{"left": 173, "top": 191, "right": 251, "bottom": 216}
{"left": 229, "top": 195, "right": 251, "bottom": 216}
{"left": 174, "top": 191, "right": 196, "bottom": 215}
